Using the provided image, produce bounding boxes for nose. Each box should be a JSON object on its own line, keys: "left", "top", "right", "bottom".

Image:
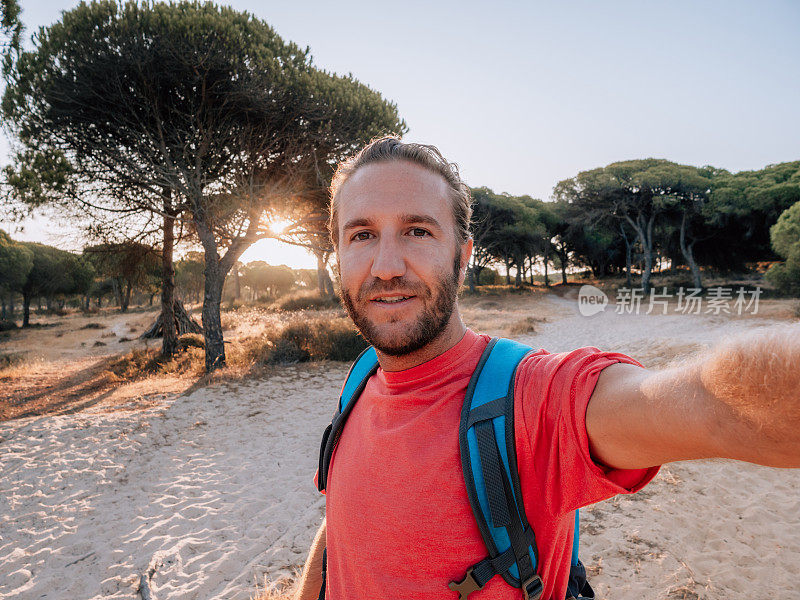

{"left": 370, "top": 236, "right": 406, "bottom": 280}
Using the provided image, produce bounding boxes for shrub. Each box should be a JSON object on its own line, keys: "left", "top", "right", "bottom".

{"left": 105, "top": 346, "right": 204, "bottom": 379}
{"left": 273, "top": 290, "right": 340, "bottom": 312}
{"left": 246, "top": 317, "right": 367, "bottom": 365}
{"left": 506, "top": 316, "right": 543, "bottom": 335}
{"left": 178, "top": 333, "right": 205, "bottom": 349}
{"left": 0, "top": 351, "right": 25, "bottom": 369}
{"left": 0, "top": 319, "right": 17, "bottom": 332}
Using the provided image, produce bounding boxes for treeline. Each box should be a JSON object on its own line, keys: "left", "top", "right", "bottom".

{"left": 2, "top": 2, "right": 798, "bottom": 374}
{"left": 470, "top": 159, "right": 800, "bottom": 293}
{"left": 1, "top": 2, "right": 405, "bottom": 370}
{"left": 0, "top": 233, "right": 324, "bottom": 327}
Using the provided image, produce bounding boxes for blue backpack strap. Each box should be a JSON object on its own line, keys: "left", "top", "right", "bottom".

{"left": 451, "top": 337, "right": 544, "bottom": 600}
{"left": 317, "top": 346, "right": 379, "bottom": 493}
{"left": 452, "top": 337, "right": 591, "bottom": 600}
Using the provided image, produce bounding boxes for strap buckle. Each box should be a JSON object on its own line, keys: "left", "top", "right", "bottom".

{"left": 522, "top": 574, "right": 543, "bottom": 600}
{"left": 448, "top": 567, "right": 484, "bottom": 599}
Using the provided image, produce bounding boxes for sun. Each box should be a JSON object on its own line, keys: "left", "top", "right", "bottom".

{"left": 269, "top": 218, "right": 292, "bottom": 235}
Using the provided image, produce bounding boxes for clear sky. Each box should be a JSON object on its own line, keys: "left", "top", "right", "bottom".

{"left": 2, "top": 0, "right": 799, "bottom": 269}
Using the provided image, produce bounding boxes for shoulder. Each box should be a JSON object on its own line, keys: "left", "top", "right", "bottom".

{"left": 514, "top": 346, "right": 643, "bottom": 398}
{"left": 512, "top": 345, "right": 644, "bottom": 438}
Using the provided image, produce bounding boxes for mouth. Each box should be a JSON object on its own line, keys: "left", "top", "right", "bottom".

{"left": 370, "top": 294, "right": 416, "bottom": 305}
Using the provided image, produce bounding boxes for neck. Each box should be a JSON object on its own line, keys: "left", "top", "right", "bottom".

{"left": 376, "top": 310, "right": 468, "bottom": 372}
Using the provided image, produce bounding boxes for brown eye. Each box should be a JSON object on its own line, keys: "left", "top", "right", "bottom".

{"left": 353, "top": 231, "right": 372, "bottom": 241}
{"left": 411, "top": 228, "right": 429, "bottom": 237}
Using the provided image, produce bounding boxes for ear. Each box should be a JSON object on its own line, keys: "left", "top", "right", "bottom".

{"left": 458, "top": 237, "right": 474, "bottom": 286}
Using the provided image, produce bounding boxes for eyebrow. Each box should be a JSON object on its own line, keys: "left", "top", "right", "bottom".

{"left": 342, "top": 214, "right": 443, "bottom": 232}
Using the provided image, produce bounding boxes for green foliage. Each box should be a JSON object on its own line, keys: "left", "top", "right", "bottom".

{"left": 22, "top": 242, "right": 95, "bottom": 299}
{"left": 769, "top": 201, "right": 800, "bottom": 259}
{"left": 0, "top": 229, "right": 33, "bottom": 292}
{"left": 1, "top": 0, "right": 22, "bottom": 76}
{"left": 707, "top": 161, "right": 800, "bottom": 265}
{"left": 1, "top": 0, "right": 406, "bottom": 370}
{"left": 765, "top": 202, "right": 800, "bottom": 295}
{"left": 470, "top": 187, "right": 549, "bottom": 286}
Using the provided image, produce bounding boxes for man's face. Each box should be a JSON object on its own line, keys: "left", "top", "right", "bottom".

{"left": 335, "top": 160, "right": 471, "bottom": 356}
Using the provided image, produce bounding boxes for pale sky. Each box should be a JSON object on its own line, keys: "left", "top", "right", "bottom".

{"left": 2, "top": 0, "right": 799, "bottom": 269}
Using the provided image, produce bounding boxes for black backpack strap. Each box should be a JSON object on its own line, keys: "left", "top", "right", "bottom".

{"left": 317, "top": 345, "right": 379, "bottom": 493}
{"left": 451, "top": 337, "right": 544, "bottom": 600}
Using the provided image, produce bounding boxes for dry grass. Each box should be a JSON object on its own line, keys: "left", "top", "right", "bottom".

{"left": 506, "top": 316, "right": 546, "bottom": 336}
{"left": 460, "top": 286, "right": 559, "bottom": 337}
{"left": 250, "top": 570, "right": 299, "bottom": 600}
{"left": 238, "top": 316, "right": 368, "bottom": 366}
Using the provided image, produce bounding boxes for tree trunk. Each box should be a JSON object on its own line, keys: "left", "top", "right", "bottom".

{"left": 514, "top": 254, "right": 523, "bottom": 288}
{"left": 467, "top": 265, "right": 476, "bottom": 293}
{"left": 504, "top": 258, "right": 511, "bottom": 285}
{"left": 620, "top": 223, "right": 633, "bottom": 288}
{"left": 626, "top": 214, "right": 654, "bottom": 292}
{"left": 316, "top": 252, "right": 334, "bottom": 298}
{"left": 1, "top": 296, "right": 6, "bottom": 320}
{"left": 233, "top": 263, "right": 241, "bottom": 300}
{"left": 679, "top": 211, "right": 703, "bottom": 289}
{"left": 201, "top": 257, "right": 226, "bottom": 371}
{"left": 543, "top": 246, "right": 550, "bottom": 287}
{"left": 121, "top": 281, "right": 131, "bottom": 312}
{"left": 558, "top": 242, "right": 568, "bottom": 285}
{"left": 22, "top": 292, "right": 31, "bottom": 327}
{"left": 141, "top": 299, "right": 201, "bottom": 338}
{"left": 528, "top": 254, "right": 534, "bottom": 285}
{"left": 161, "top": 201, "right": 179, "bottom": 357}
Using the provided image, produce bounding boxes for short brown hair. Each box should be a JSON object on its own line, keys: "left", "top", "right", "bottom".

{"left": 328, "top": 136, "right": 472, "bottom": 248}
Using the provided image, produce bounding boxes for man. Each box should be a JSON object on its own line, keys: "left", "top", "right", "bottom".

{"left": 293, "top": 137, "right": 800, "bottom": 600}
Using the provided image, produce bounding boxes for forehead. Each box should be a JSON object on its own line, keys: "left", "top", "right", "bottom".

{"left": 337, "top": 160, "right": 453, "bottom": 225}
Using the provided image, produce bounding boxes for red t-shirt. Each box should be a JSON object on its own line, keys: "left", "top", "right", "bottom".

{"left": 318, "top": 329, "right": 659, "bottom": 599}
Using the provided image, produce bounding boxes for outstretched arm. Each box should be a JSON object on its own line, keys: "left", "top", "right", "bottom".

{"left": 586, "top": 325, "right": 800, "bottom": 470}
{"left": 293, "top": 517, "right": 326, "bottom": 600}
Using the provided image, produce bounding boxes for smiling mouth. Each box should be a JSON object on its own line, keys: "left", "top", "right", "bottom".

{"left": 372, "top": 295, "right": 414, "bottom": 304}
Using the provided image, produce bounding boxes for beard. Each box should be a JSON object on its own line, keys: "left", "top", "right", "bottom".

{"left": 340, "top": 251, "right": 462, "bottom": 357}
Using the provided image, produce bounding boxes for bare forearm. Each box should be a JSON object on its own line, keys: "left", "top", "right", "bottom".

{"left": 696, "top": 325, "right": 800, "bottom": 466}
{"left": 588, "top": 325, "right": 800, "bottom": 469}
{"left": 293, "top": 517, "right": 326, "bottom": 600}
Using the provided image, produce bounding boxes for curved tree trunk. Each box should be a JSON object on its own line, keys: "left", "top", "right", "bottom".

{"left": 679, "top": 211, "right": 703, "bottom": 289}
{"left": 625, "top": 214, "right": 655, "bottom": 292}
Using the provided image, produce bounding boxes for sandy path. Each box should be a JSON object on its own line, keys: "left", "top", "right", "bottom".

{"left": 0, "top": 365, "right": 345, "bottom": 600}
{"left": 1, "top": 294, "right": 797, "bottom": 599}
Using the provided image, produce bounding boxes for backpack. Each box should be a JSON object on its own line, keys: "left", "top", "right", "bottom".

{"left": 317, "top": 337, "right": 595, "bottom": 600}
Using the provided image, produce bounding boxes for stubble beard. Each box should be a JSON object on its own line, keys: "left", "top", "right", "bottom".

{"left": 340, "top": 252, "right": 462, "bottom": 357}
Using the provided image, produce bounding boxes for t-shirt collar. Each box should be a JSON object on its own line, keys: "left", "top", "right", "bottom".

{"left": 379, "top": 328, "right": 480, "bottom": 388}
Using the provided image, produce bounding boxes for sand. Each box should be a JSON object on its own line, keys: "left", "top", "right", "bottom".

{"left": 1, "top": 293, "right": 798, "bottom": 599}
